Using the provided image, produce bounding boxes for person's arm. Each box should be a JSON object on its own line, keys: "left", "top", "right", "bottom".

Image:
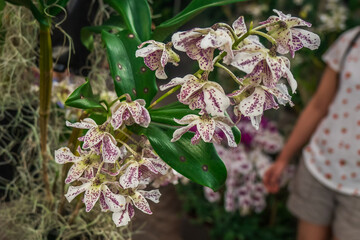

{"left": 263, "top": 66, "right": 339, "bottom": 193}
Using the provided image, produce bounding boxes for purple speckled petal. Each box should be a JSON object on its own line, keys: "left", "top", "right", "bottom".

{"left": 111, "top": 103, "right": 128, "bottom": 130}
{"left": 129, "top": 191, "right": 152, "bottom": 214}
{"left": 83, "top": 127, "right": 103, "bottom": 149}
{"left": 171, "top": 121, "right": 197, "bottom": 142}
{"left": 135, "top": 42, "right": 162, "bottom": 58}
{"left": 250, "top": 115, "right": 263, "bottom": 130}
{"left": 112, "top": 208, "right": 131, "bottom": 227}
{"left": 197, "top": 118, "right": 216, "bottom": 142}
{"left": 65, "top": 182, "right": 91, "bottom": 203}
{"left": 264, "top": 84, "right": 294, "bottom": 106}
{"left": 231, "top": 51, "right": 264, "bottom": 74}
{"left": 171, "top": 29, "right": 203, "bottom": 52}
{"left": 185, "top": 91, "right": 206, "bottom": 111}
{"left": 197, "top": 47, "right": 214, "bottom": 71}
{"left": 282, "top": 63, "right": 297, "bottom": 94}
{"left": 65, "top": 162, "right": 87, "bottom": 183}
{"left": 291, "top": 28, "right": 320, "bottom": 50}
{"left": 84, "top": 183, "right": 101, "bottom": 212}
{"left": 191, "top": 131, "right": 202, "bottom": 145}
{"left": 147, "top": 157, "right": 168, "bottom": 175}
{"left": 139, "top": 107, "right": 151, "bottom": 128}
{"left": 265, "top": 56, "right": 286, "bottom": 83}
{"left": 99, "top": 192, "right": 109, "bottom": 212}
{"left": 239, "top": 87, "right": 266, "bottom": 117}
{"left": 179, "top": 75, "right": 206, "bottom": 102}
{"left": 127, "top": 203, "right": 135, "bottom": 218}
{"left": 102, "top": 185, "right": 126, "bottom": 212}
{"left": 102, "top": 134, "right": 121, "bottom": 163}
{"left": 119, "top": 162, "right": 139, "bottom": 189}
{"left": 66, "top": 118, "right": 97, "bottom": 129}
{"left": 159, "top": 76, "right": 187, "bottom": 91}
{"left": 215, "top": 120, "right": 236, "bottom": 147}
{"left": 55, "top": 147, "right": 80, "bottom": 164}
{"left": 232, "top": 16, "right": 247, "bottom": 35}
{"left": 174, "top": 114, "right": 199, "bottom": 125}
{"left": 155, "top": 66, "right": 168, "bottom": 79}
{"left": 83, "top": 168, "right": 95, "bottom": 179}
{"left": 203, "top": 82, "right": 230, "bottom": 116}
{"left": 127, "top": 101, "right": 143, "bottom": 125}
{"left": 160, "top": 48, "right": 169, "bottom": 67}
{"left": 143, "top": 50, "right": 162, "bottom": 71}
{"left": 138, "top": 189, "right": 161, "bottom": 203}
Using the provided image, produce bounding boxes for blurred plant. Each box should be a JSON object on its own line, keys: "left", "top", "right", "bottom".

{"left": 204, "top": 118, "right": 295, "bottom": 216}
{"left": 318, "top": 0, "right": 348, "bottom": 33}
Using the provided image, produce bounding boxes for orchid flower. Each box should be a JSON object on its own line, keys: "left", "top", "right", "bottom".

{"left": 172, "top": 27, "right": 233, "bottom": 70}
{"left": 260, "top": 9, "right": 320, "bottom": 57}
{"left": 118, "top": 148, "right": 168, "bottom": 189}
{"left": 171, "top": 114, "right": 236, "bottom": 147}
{"left": 231, "top": 39, "right": 297, "bottom": 92}
{"left": 160, "top": 73, "right": 230, "bottom": 116}
{"left": 136, "top": 40, "right": 180, "bottom": 79}
{"left": 55, "top": 147, "right": 101, "bottom": 183}
{"left": 66, "top": 118, "right": 121, "bottom": 163}
{"left": 65, "top": 175, "right": 126, "bottom": 213}
{"left": 111, "top": 99, "right": 151, "bottom": 130}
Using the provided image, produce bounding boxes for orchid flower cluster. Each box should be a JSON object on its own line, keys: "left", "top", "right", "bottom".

{"left": 204, "top": 118, "right": 295, "bottom": 216}
{"left": 55, "top": 95, "right": 176, "bottom": 227}
{"left": 136, "top": 9, "right": 320, "bottom": 136}
{"left": 55, "top": 9, "right": 319, "bottom": 227}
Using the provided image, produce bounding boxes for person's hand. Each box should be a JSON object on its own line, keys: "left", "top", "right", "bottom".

{"left": 263, "top": 159, "right": 287, "bottom": 193}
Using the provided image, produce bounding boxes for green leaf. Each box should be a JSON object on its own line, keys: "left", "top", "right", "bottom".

{"left": 0, "top": 0, "right": 5, "bottom": 10}
{"left": 232, "top": 125, "right": 241, "bottom": 144}
{"left": 149, "top": 102, "right": 200, "bottom": 126}
{"left": 135, "top": 124, "right": 227, "bottom": 191}
{"left": 152, "top": 0, "right": 247, "bottom": 41}
{"left": 65, "top": 79, "right": 104, "bottom": 110}
{"left": 45, "top": 0, "right": 69, "bottom": 17}
{"left": 81, "top": 16, "right": 125, "bottom": 51}
{"left": 101, "top": 30, "right": 157, "bottom": 107}
{"left": 104, "top": 0, "right": 151, "bottom": 41}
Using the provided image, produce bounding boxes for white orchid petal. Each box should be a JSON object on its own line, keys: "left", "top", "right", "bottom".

{"left": 197, "top": 118, "right": 216, "bottom": 142}
{"left": 130, "top": 191, "right": 152, "bottom": 214}
{"left": 203, "top": 83, "right": 230, "bottom": 117}
{"left": 55, "top": 147, "right": 80, "bottom": 164}
{"left": 291, "top": 28, "right": 320, "bottom": 50}
{"left": 159, "top": 76, "right": 187, "bottom": 91}
{"left": 84, "top": 184, "right": 101, "bottom": 212}
{"left": 232, "top": 16, "right": 247, "bottom": 35}
{"left": 65, "top": 182, "right": 91, "bottom": 203}
{"left": 240, "top": 87, "right": 266, "bottom": 117}
{"left": 66, "top": 118, "right": 97, "bottom": 129}
{"left": 112, "top": 209, "right": 131, "bottom": 227}
{"left": 215, "top": 121, "right": 236, "bottom": 147}
{"left": 65, "top": 162, "right": 87, "bottom": 183}
{"left": 171, "top": 122, "right": 197, "bottom": 142}
{"left": 138, "top": 189, "right": 161, "bottom": 203}
{"left": 119, "top": 162, "right": 139, "bottom": 189}
{"left": 102, "top": 134, "right": 121, "bottom": 163}
{"left": 174, "top": 114, "right": 199, "bottom": 125}
{"left": 231, "top": 51, "right": 264, "bottom": 74}
{"left": 83, "top": 128, "right": 103, "bottom": 149}
{"left": 102, "top": 185, "right": 126, "bottom": 212}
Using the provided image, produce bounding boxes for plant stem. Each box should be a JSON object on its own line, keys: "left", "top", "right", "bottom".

{"left": 39, "top": 23, "right": 53, "bottom": 204}
{"left": 250, "top": 30, "right": 277, "bottom": 45}
{"left": 215, "top": 63, "right": 243, "bottom": 85}
{"left": 148, "top": 85, "right": 181, "bottom": 109}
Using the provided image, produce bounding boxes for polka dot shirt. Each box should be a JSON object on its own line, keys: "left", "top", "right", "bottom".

{"left": 303, "top": 26, "right": 360, "bottom": 196}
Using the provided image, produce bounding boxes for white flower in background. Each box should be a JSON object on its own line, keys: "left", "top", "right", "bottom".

{"left": 244, "top": 3, "right": 269, "bottom": 18}
{"left": 318, "top": 0, "right": 347, "bottom": 32}
{"left": 172, "top": 27, "right": 234, "bottom": 70}
{"left": 111, "top": 99, "right": 151, "bottom": 129}
{"left": 136, "top": 40, "right": 180, "bottom": 79}
{"left": 172, "top": 114, "right": 236, "bottom": 147}
{"left": 293, "top": 0, "right": 304, "bottom": 5}
{"left": 203, "top": 119, "right": 293, "bottom": 215}
{"left": 260, "top": 9, "right": 321, "bottom": 57}
{"left": 160, "top": 73, "right": 230, "bottom": 116}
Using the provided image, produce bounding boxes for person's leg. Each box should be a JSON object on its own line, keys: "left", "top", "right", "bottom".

{"left": 297, "top": 219, "right": 331, "bottom": 240}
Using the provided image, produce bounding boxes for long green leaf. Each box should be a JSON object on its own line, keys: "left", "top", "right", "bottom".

{"left": 101, "top": 30, "right": 157, "bottom": 106}
{"left": 104, "top": 0, "right": 151, "bottom": 41}
{"left": 135, "top": 124, "right": 227, "bottom": 191}
{"left": 152, "top": 0, "right": 247, "bottom": 41}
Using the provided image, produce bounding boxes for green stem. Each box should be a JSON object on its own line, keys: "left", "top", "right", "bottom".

{"left": 148, "top": 85, "right": 181, "bottom": 110}
{"left": 250, "top": 30, "right": 277, "bottom": 45}
{"left": 252, "top": 21, "right": 279, "bottom": 31}
{"left": 215, "top": 23, "right": 239, "bottom": 41}
{"left": 215, "top": 63, "right": 243, "bottom": 85}
{"left": 39, "top": 23, "right": 53, "bottom": 204}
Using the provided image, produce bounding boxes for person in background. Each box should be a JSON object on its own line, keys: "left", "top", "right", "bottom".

{"left": 263, "top": 26, "right": 360, "bottom": 240}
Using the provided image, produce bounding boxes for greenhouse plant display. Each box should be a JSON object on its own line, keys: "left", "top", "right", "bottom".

{"left": 0, "top": 0, "right": 322, "bottom": 238}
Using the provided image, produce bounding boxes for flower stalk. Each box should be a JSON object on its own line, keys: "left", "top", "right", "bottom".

{"left": 39, "top": 23, "right": 53, "bottom": 204}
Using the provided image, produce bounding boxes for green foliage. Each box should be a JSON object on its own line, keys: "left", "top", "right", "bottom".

{"left": 65, "top": 79, "right": 104, "bottom": 110}
{"left": 104, "top": 0, "right": 152, "bottom": 41}
{"left": 81, "top": 16, "right": 125, "bottom": 51}
{"left": 101, "top": 30, "right": 158, "bottom": 107}
{"left": 133, "top": 124, "right": 227, "bottom": 191}
{"left": 152, "top": 0, "right": 248, "bottom": 41}
{"left": 177, "top": 183, "right": 296, "bottom": 240}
